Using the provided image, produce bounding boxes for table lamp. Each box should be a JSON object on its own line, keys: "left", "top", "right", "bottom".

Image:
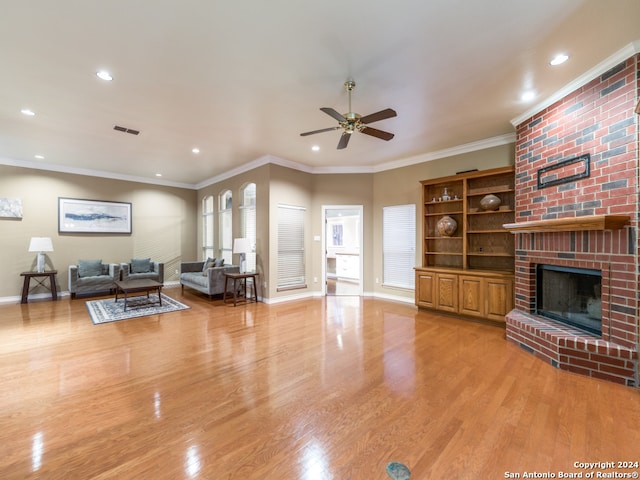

{"left": 233, "top": 238, "right": 250, "bottom": 273}
{"left": 29, "top": 237, "right": 54, "bottom": 273}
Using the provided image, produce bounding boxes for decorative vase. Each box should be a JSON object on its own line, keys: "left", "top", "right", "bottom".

{"left": 479, "top": 194, "right": 501, "bottom": 211}
{"left": 442, "top": 187, "right": 451, "bottom": 201}
{"left": 436, "top": 215, "right": 457, "bottom": 236}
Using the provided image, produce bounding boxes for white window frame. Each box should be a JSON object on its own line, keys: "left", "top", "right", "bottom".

{"left": 219, "top": 190, "right": 233, "bottom": 265}
{"left": 240, "top": 183, "right": 257, "bottom": 273}
{"left": 202, "top": 195, "right": 214, "bottom": 260}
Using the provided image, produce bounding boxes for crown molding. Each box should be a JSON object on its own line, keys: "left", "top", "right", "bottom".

{"left": 372, "top": 133, "right": 516, "bottom": 173}
{"left": 511, "top": 39, "right": 640, "bottom": 127}
{"left": 0, "top": 156, "right": 195, "bottom": 190}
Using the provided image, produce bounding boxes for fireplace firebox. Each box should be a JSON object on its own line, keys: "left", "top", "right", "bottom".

{"left": 536, "top": 265, "right": 602, "bottom": 335}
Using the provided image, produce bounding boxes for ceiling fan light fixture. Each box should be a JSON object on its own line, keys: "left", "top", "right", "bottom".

{"left": 300, "top": 79, "right": 396, "bottom": 149}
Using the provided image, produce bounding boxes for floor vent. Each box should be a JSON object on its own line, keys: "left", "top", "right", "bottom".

{"left": 113, "top": 125, "right": 140, "bottom": 135}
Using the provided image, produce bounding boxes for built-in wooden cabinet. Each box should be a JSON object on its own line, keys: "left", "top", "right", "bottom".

{"left": 415, "top": 166, "right": 515, "bottom": 322}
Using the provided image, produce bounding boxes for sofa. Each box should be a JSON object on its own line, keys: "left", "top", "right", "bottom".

{"left": 69, "top": 260, "right": 120, "bottom": 299}
{"left": 120, "top": 258, "right": 164, "bottom": 283}
{"left": 180, "top": 260, "right": 239, "bottom": 298}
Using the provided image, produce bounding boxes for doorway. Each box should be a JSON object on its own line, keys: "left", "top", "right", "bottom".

{"left": 322, "top": 206, "right": 363, "bottom": 296}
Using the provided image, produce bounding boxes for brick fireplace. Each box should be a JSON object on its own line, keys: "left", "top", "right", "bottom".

{"left": 505, "top": 54, "right": 639, "bottom": 387}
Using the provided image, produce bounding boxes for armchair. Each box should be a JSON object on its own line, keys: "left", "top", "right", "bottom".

{"left": 69, "top": 260, "right": 120, "bottom": 299}
{"left": 120, "top": 258, "right": 164, "bottom": 283}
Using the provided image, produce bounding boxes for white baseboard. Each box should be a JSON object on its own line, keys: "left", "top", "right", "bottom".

{"left": 0, "top": 283, "right": 415, "bottom": 306}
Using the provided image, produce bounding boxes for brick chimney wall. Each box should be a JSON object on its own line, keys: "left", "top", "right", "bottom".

{"left": 506, "top": 54, "right": 639, "bottom": 386}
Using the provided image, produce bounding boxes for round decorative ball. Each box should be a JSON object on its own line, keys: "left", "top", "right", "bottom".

{"left": 436, "top": 215, "right": 457, "bottom": 236}
{"left": 480, "top": 193, "right": 501, "bottom": 211}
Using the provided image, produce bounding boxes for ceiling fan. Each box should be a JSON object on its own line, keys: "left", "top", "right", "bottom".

{"left": 300, "top": 80, "right": 397, "bottom": 149}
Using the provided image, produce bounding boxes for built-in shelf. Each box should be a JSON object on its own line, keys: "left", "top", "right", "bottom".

{"left": 503, "top": 215, "right": 630, "bottom": 233}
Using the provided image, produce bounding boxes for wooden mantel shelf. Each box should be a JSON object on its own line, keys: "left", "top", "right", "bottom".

{"left": 503, "top": 215, "right": 630, "bottom": 233}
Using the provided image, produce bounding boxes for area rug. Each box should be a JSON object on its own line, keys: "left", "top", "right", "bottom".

{"left": 86, "top": 294, "right": 190, "bottom": 324}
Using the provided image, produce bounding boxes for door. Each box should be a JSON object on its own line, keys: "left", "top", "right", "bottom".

{"left": 323, "top": 206, "right": 363, "bottom": 296}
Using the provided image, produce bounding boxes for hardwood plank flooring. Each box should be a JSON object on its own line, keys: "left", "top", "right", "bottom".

{"left": 0, "top": 287, "right": 638, "bottom": 479}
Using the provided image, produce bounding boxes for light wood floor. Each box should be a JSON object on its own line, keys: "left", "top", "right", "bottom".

{"left": 0, "top": 288, "right": 638, "bottom": 479}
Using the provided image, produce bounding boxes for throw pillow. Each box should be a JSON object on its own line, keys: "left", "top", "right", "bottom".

{"left": 202, "top": 257, "right": 215, "bottom": 272}
{"left": 78, "top": 259, "right": 103, "bottom": 277}
{"left": 131, "top": 258, "right": 151, "bottom": 273}
{"left": 214, "top": 258, "right": 225, "bottom": 267}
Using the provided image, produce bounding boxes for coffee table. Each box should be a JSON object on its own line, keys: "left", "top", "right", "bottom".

{"left": 114, "top": 279, "right": 163, "bottom": 312}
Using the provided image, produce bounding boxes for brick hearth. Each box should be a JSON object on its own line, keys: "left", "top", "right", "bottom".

{"left": 505, "top": 54, "right": 639, "bottom": 386}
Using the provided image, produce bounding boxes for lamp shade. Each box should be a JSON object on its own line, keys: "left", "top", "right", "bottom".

{"left": 233, "top": 238, "right": 250, "bottom": 254}
{"left": 29, "top": 237, "right": 54, "bottom": 252}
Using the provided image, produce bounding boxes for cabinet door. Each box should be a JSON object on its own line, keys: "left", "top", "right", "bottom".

{"left": 485, "top": 277, "right": 513, "bottom": 322}
{"left": 459, "top": 275, "right": 484, "bottom": 318}
{"left": 435, "top": 273, "right": 458, "bottom": 312}
{"left": 415, "top": 271, "right": 435, "bottom": 308}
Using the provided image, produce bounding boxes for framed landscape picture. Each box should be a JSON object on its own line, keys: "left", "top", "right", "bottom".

{"left": 58, "top": 197, "right": 132, "bottom": 234}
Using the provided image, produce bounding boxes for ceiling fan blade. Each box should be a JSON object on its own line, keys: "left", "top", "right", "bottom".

{"left": 337, "top": 132, "right": 351, "bottom": 149}
{"left": 320, "top": 107, "right": 346, "bottom": 122}
{"left": 359, "top": 108, "right": 397, "bottom": 124}
{"left": 360, "top": 126, "right": 394, "bottom": 141}
{"left": 300, "top": 126, "right": 339, "bottom": 136}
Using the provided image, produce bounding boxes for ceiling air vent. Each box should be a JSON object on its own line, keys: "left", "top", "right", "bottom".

{"left": 113, "top": 125, "right": 140, "bottom": 135}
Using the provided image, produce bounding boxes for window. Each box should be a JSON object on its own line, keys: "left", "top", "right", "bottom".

{"left": 382, "top": 204, "right": 416, "bottom": 289}
{"left": 219, "top": 190, "right": 232, "bottom": 265}
{"left": 240, "top": 183, "right": 257, "bottom": 272}
{"left": 277, "top": 204, "right": 306, "bottom": 290}
{"left": 202, "top": 195, "right": 214, "bottom": 260}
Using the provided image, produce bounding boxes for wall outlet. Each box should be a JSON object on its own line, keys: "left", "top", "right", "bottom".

{"left": 175, "top": 269, "right": 179, "bottom": 274}
{"left": 375, "top": 278, "right": 379, "bottom": 284}
{"left": 313, "top": 277, "right": 318, "bottom": 283}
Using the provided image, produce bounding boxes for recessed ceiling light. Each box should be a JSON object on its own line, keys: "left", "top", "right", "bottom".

{"left": 521, "top": 91, "right": 536, "bottom": 102}
{"left": 155, "top": 173, "right": 162, "bottom": 177}
{"left": 96, "top": 70, "right": 113, "bottom": 81}
{"left": 192, "top": 147, "right": 200, "bottom": 154}
{"left": 311, "top": 145, "right": 320, "bottom": 152}
{"left": 34, "top": 154, "right": 45, "bottom": 159}
{"left": 550, "top": 54, "right": 569, "bottom": 66}
{"left": 21, "top": 109, "right": 35, "bottom": 116}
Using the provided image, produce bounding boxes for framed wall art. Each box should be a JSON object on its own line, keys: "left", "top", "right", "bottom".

{"left": 58, "top": 197, "right": 132, "bottom": 234}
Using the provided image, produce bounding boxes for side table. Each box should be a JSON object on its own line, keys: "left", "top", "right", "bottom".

{"left": 20, "top": 271, "right": 58, "bottom": 304}
{"left": 223, "top": 272, "right": 259, "bottom": 306}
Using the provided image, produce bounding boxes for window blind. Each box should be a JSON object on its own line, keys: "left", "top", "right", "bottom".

{"left": 277, "top": 204, "right": 306, "bottom": 290}
{"left": 382, "top": 204, "right": 416, "bottom": 289}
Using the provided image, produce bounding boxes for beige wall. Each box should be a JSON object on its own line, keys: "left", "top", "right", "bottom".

{"left": 0, "top": 165, "right": 197, "bottom": 298}
{"left": 371, "top": 143, "right": 515, "bottom": 300}
{"left": 196, "top": 164, "right": 272, "bottom": 295}
{"left": 267, "top": 164, "right": 314, "bottom": 299}
{"left": 311, "top": 173, "right": 374, "bottom": 292}
{"left": 1, "top": 142, "right": 514, "bottom": 303}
